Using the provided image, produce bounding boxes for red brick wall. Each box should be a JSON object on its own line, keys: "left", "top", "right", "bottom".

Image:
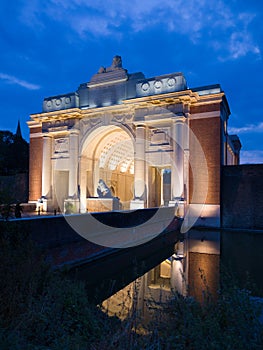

{"left": 29, "top": 131, "right": 43, "bottom": 201}
{"left": 189, "top": 116, "right": 221, "bottom": 205}
{"left": 190, "top": 103, "right": 220, "bottom": 114}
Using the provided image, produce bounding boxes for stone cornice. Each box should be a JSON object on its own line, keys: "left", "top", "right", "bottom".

{"left": 87, "top": 77, "right": 128, "bottom": 88}
{"left": 28, "top": 90, "right": 226, "bottom": 126}
{"left": 27, "top": 120, "right": 42, "bottom": 128}
{"left": 80, "top": 103, "right": 134, "bottom": 118}
{"left": 123, "top": 89, "right": 225, "bottom": 108}
{"left": 189, "top": 111, "right": 220, "bottom": 120}
{"left": 191, "top": 92, "right": 225, "bottom": 106}
{"left": 30, "top": 108, "right": 82, "bottom": 122}
{"left": 123, "top": 89, "right": 200, "bottom": 106}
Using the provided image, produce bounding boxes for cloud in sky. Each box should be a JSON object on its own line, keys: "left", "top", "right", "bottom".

{"left": 0, "top": 73, "right": 40, "bottom": 90}
{"left": 1, "top": 0, "right": 262, "bottom": 150}
{"left": 228, "top": 31, "right": 260, "bottom": 60}
{"left": 228, "top": 122, "right": 263, "bottom": 134}
{"left": 241, "top": 150, "right": 263, "bottom": 164}
{"left": 19, "top": 0, "right": 261, "bottom": 61}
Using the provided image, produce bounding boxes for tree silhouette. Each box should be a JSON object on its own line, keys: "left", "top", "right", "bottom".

{"left": 0, "top": 129, "right": 29, "bottom": 175}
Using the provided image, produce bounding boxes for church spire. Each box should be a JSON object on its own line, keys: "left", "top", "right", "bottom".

{"left": 15, "top": 119, "right": 22, "bottom": 139}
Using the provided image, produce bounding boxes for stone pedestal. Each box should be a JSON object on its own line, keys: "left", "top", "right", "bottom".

{"left": 64, "top": 198, "right": 80, "bottom": 214}
{"left": 130, "top": 199, "right": 145, "bottom": 210}
{"left": 36, "top": 198, "right": 53, "bottom": 212}
{"left": 86, "top": 197, "right": 120, "bottom": 212}
{"left": 36, "top": 199, "right": 44, "bottom": 213}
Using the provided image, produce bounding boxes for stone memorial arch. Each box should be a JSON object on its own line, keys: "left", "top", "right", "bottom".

{"left": 27, "top": 56, "right": 241, "bottom": 224}
{"left": 79, "top": 123, "right": 135, "bottom": 212}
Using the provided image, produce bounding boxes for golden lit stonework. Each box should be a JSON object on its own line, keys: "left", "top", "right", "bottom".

{"left": 27, "top": 56, "right": 241, "bottom": 227}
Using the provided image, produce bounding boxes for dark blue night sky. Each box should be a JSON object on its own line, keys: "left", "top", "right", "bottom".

{"left": 0, "top": 0, "right": 262, "bottom": 163}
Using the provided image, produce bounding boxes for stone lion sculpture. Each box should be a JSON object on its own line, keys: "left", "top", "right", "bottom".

{"left": 98, "top": 66, "right": 106, "bottom": 73}
{"left": 111, "top": 55, "right": 122, "bottom": 69}
{"left": 97, "top": 179, "right": 112, "bottom": 198}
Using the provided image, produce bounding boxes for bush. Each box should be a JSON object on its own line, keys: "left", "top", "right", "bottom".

{"left": 1, "top": 223, "right": 263, "bottom": 349}
{"left": 0, "top": 223, "right": 120, "bottom": 349}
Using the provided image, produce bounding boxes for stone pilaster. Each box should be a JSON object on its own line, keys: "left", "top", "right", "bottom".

{"left": 64, "top": 130, "right": 80, "bottom": 214}
{"left": 171, "top": 117, "right": 185, "bottom": 200}
{"left": 68, "top": 130, "right": 79, "bottom": 198}
{"left": 130, "top": 125, "right": 146, "bottom": 209}
{"left": 79, "top": 156, "right": 87, "bottom": 213}
{"left": 42, "top": 135, "right": 52, "bottom": 199}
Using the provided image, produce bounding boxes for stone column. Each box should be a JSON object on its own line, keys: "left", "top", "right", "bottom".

{"left": 93, "top": 158, "right": 100, "bottom": 197}
{"left": 130, "top": 125, "right": 146, "bottom": 209}
{"left": 64, "top": 130, "right": 80, "bottom": 213}
{"left": 169, "top": 117, "right": 185, "bottom": 214}
{"left": 68, "top": 130, "right": 79, "bottom": 198}
{"left": 42, "top": 135, "right": 52, "bottom": 199}
{"left": 79, "top": 157, "right": 87, "bottom": 213}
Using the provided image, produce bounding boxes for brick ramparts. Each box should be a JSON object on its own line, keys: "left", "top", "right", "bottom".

{"left": 222, "top": 164, "right": 263, "bottom": 229}
{"left": 0, "top": 173, "right": 28, "bottom": 202}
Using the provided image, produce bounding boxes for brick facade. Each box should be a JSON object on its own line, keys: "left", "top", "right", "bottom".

{"left": 190, "top": 102, "right": 220, "bottom": 114}
{"left": 222, "top": 164, "right": 263, "bottom": 229}
{"left": 27, "top": 58, "right": 241, "bottom": 220}
{"left": 189, "top": 115, "right": 221, "bottom": 205}
{"left": 29, "top": 132, "right": 43, "bottom": 201}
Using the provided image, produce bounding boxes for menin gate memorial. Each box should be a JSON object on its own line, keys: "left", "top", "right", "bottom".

{"left": 27, "top": 56, "right": 241, "bottom": 224}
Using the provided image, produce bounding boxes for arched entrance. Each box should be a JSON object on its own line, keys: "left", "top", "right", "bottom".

{"left": 79, "top": 125, "right": 134, "bottom": 212}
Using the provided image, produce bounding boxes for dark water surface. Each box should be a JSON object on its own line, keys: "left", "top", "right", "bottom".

{"left": 101, "top": 228, "right": 263, "bottom": 319}
{"left": 69, "top": 226, "right": 263, "bottom": 318}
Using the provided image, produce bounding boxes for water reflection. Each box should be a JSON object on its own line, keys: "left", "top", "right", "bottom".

{"left": 186, "top": 229, "right": 220, "bottom": 303}
{"left": 102, "top": 229, "right": 221, "bottom": 320}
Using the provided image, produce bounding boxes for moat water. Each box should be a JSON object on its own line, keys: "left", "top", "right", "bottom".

{"left": 101, "top": 228, "right": 263, "bottom": 320}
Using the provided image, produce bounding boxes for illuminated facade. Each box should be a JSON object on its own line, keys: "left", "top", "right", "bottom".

{"left": 27, "top": 56, "right": 241, "bottom": 224}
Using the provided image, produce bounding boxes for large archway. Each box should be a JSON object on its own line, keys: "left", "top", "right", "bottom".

{"left": 79, "top": 125, "right": 134, "bottom": 211}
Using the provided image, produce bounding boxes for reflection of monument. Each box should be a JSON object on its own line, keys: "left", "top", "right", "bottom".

{"left": 102, "top": 230, "right": 221, "bottom": 320}
{"left": 27, "top": 56, "right": 241, "bottom": 224}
